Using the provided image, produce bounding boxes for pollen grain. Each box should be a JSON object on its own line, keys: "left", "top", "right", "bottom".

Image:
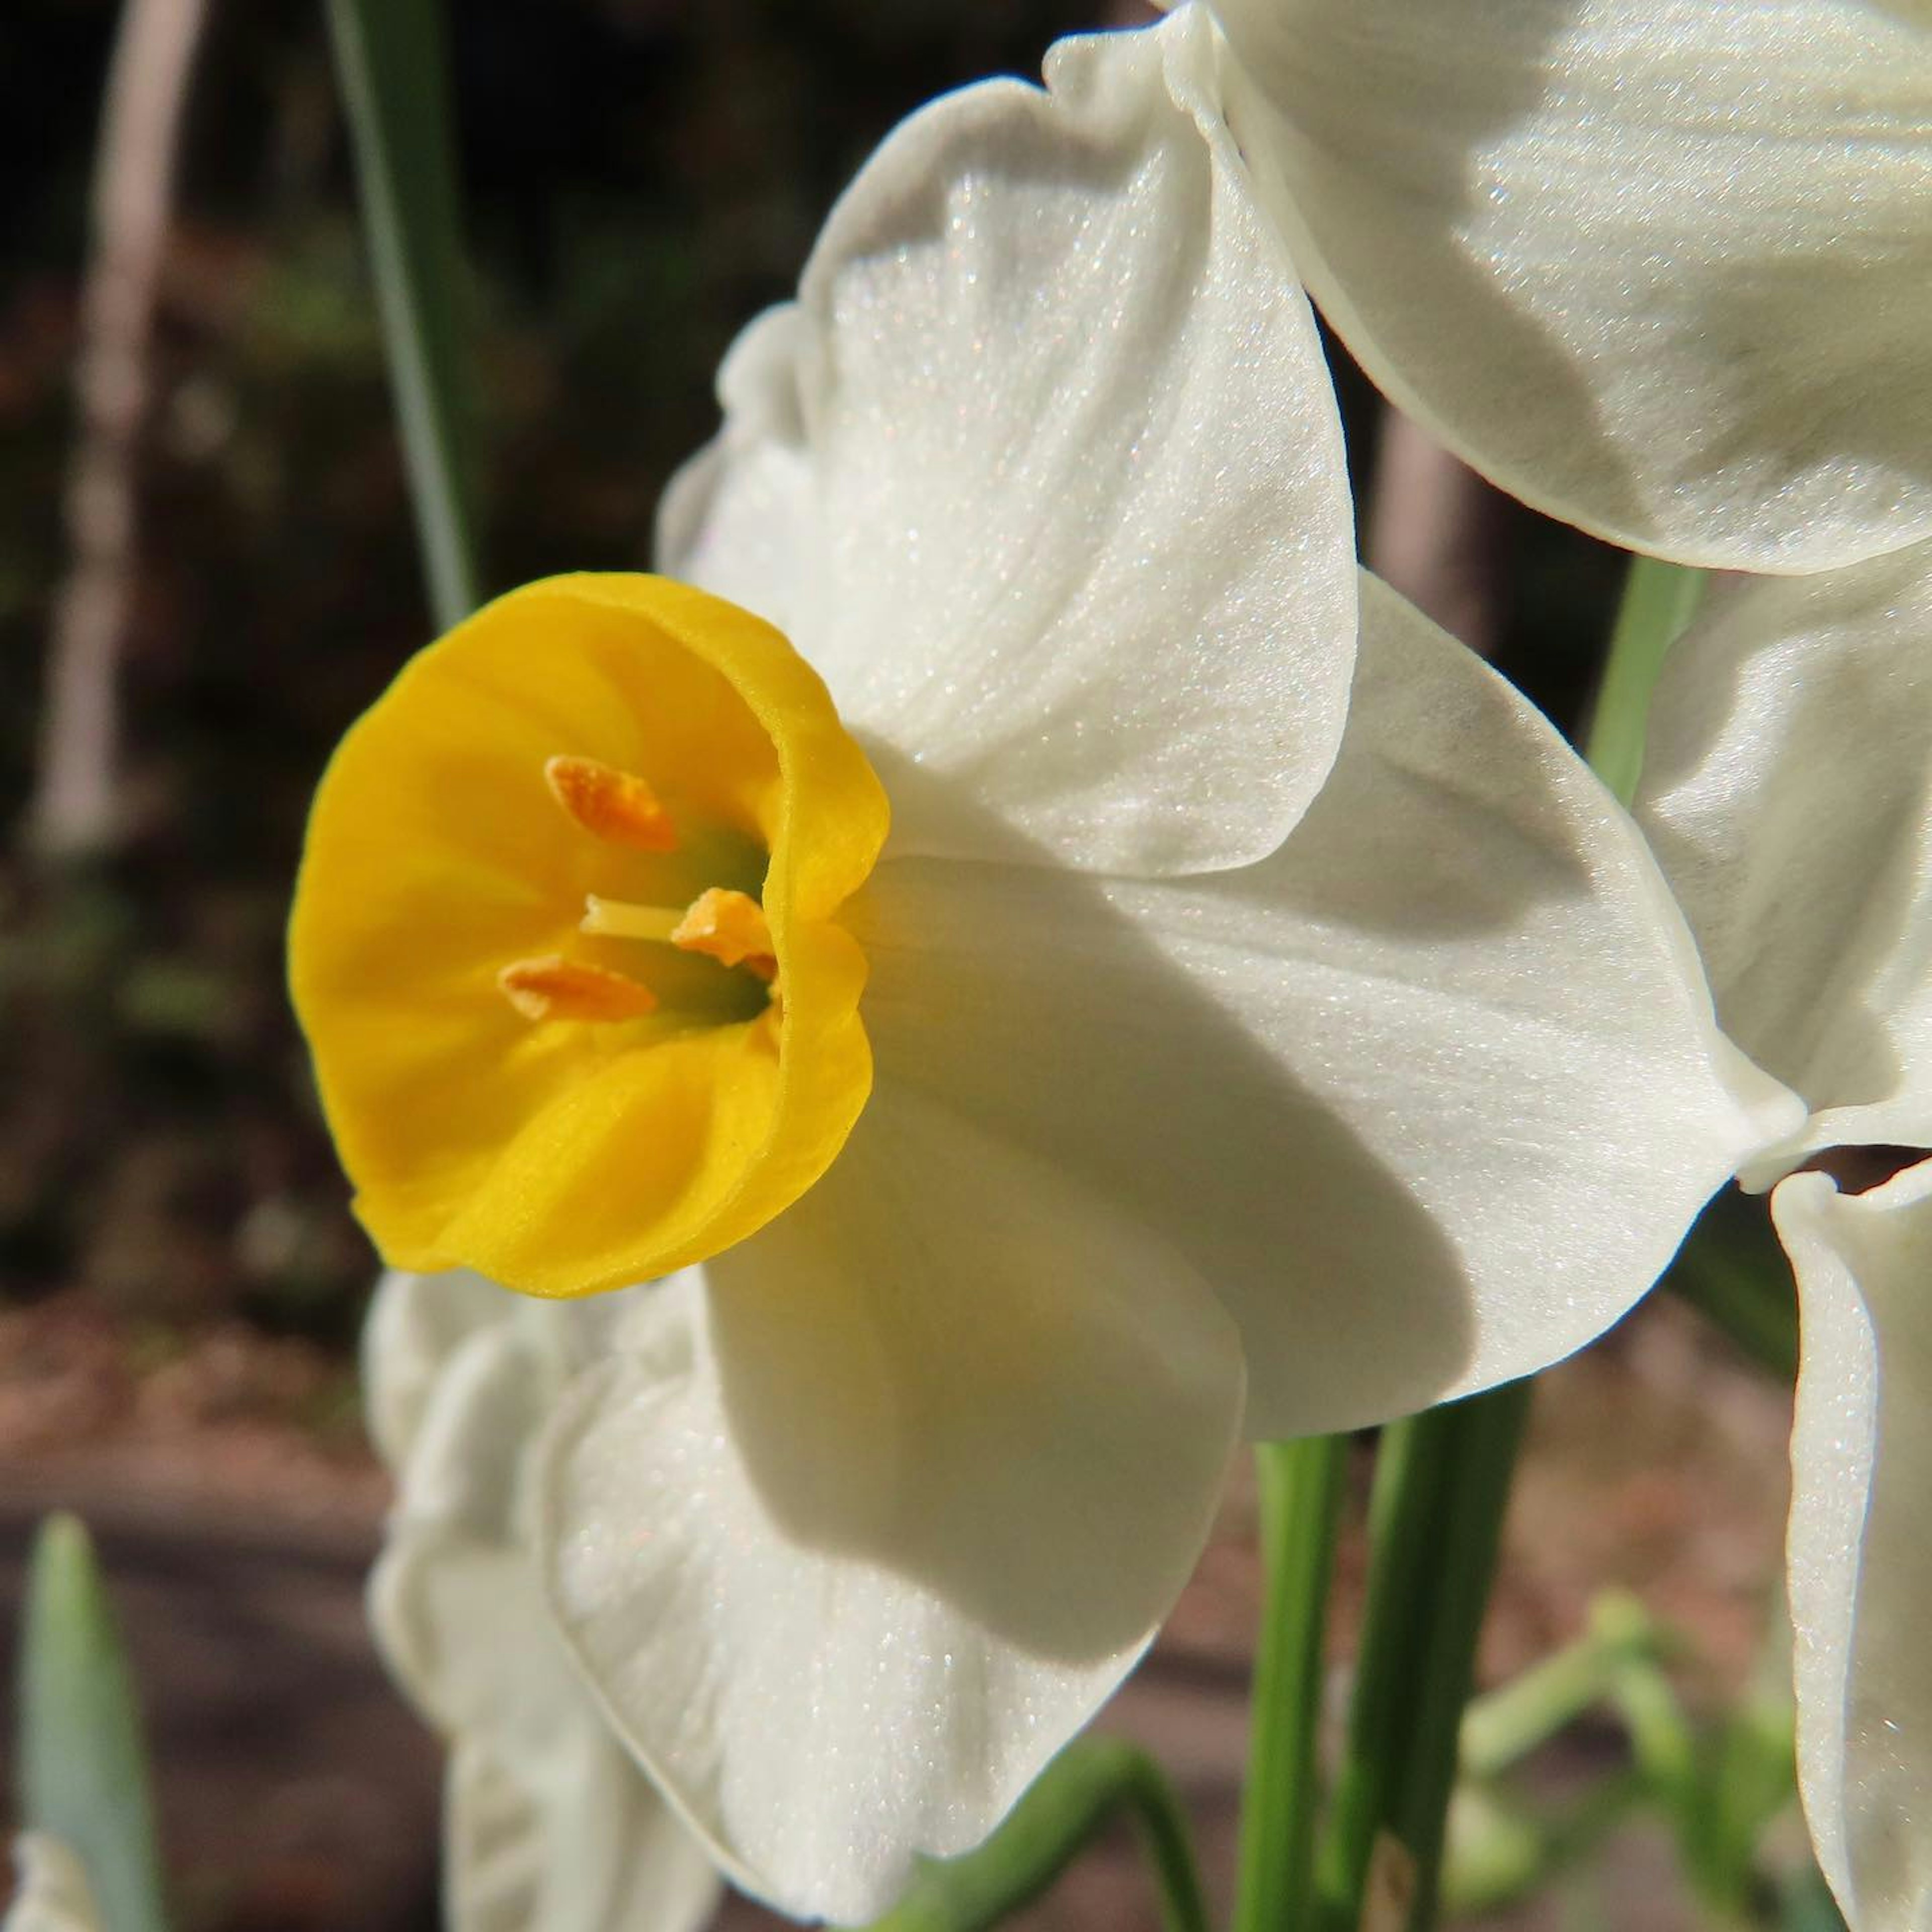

{"left": 498, "top": 954, "right": 659, "bottom": 1023}
{"left": 544, "top": 755, "right": 677, "bottom": 853}
{"left": 672, "top": 888, "right": 777, "bottom": 979}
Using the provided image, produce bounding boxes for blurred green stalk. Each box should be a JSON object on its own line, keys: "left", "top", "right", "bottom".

{"left": 18, "top": 1514, "right": 171, "bottom": 1932}
{"left": 1459, "top": 1590, "right": 1664, "bottom": 1781}
{"left": 325, "top": 0, "right": 481, "bottom": 629}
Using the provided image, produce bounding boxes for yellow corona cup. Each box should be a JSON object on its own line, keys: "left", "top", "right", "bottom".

{"left": 289, "top": 574, "right": 888, "bottom": 1298}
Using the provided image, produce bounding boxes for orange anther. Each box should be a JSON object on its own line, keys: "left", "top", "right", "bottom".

{"left": 671, "top": 888, "right": 776, "bottom": 980}
{"left": 498, "top": 954, "right": 659, "bottom": 1023}
{"left": 544, "top": 756, "right": 677, "bottom": 853}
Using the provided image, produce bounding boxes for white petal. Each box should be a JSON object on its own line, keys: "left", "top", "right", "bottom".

{"left": 538, "top": 1088, "right": 1244, "bottom": 1923}
{"left": 1776, "top": 1163, "right": 1932, "bottom": 1932}
{"left": 1635, "top": 549, "right": 1932, "bottom": 1174}
{"left": 660, "top": 8, "right": 1355, "bottom": 876}
{"left": 446, "top": 1735, "right": 722, "bottom": 1932}
{"left": 371, "top": 1322, "right": 561, "bottom": 1732}
{"left": 4, "top": 1838, "right": 101, "bottom": 1932}
{"left": 360, "top": 1267, "right": 524, "bottom": 1471}
{"left": 655, "top": 306, "right": 813, "bottom": 638}
{"left": 368, "top": 1292, "right": 716, "bottom": 1932}
{"left": 850, "top": 574, "right": 1803, "bottom": 1438}
{"left": 1212, "top": 0, "right": 1932, "bottom": 570}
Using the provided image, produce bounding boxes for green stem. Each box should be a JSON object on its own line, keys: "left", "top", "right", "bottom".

{"left": 1121, "top": 1750, "right": 1216, "bottom": 1932}
{"left": 1607, "top": 1655, "right": 1700, "bottom": 1817}
{"left": 1387, "top": 1383, "right": 1532, "bottom": 1928}
{"left": 869, "top": 1737, "right": 1209, "bottom": 1932}
{"left": 1314, "top": 1385, "right": 1530, "bottom": 1932}
{"left": 1315, "top": 1412, "right": 1456, "bottom": 1927}
{"left": 1234, "top": 1434, "right": 1349, "bottom": 1932}
{"left": 325, "top": 0, "right": 482, "bottom": 629}
{"left": 1583, "top": 556, "right": 1704, "bottom": 807}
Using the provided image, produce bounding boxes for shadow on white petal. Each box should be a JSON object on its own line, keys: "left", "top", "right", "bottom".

{"left": 448, "top": 1731, "right": 722, "bottom": 1932}
{"left": 1217, "top": 0, "right": 1648, "bottom": 541}
{"left": 847, "top": 581, "right": 1792, "bottom": 1437}
{"left": 702, "top": 1087, "right": 1245, "bottom": 1665}
{"left": 364, "top": 1282, "right": 717, "bottom": 1932}
{"left": 540, "top": 1120, "right": 1243, "bottom": 1920}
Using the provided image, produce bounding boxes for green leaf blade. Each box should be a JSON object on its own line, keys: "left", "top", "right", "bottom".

{"left": 18, "top": 1514, "right": 170, "bottom": 1932}
{"left": 325, "top": 0, "right": 482, "bottom": 631}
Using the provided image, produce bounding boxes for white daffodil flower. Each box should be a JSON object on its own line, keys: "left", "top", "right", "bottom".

{"left": 3, "top": 1839, "right": 101, "bottom": 1932}
{"left": 1633, "top": 550, "right": 1932, "bottom": 1932}
{"left": 469, "top": 19, "right": 1813, "bottom": 1920}
{"left": 363, "top": 1270, "right": 722, "bottom": 1932}
{"left": 1778, "top": 1167, "right": 1932, "bottom": 1932}
{"left": 1193, "top": 0, "right": 1932, "bottom": 573}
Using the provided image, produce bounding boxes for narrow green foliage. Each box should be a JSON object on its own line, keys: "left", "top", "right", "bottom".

{"left": 325, "top": 0, "right": 482, "bottom": 628}
{"left": 869, "top": 1737, "right": 1208, "bottom": 1932}
{"left": 1234, "top": 1434, "right": 1349, "bottom": 1932}
{"left": 1316, "top": 1412, "right": 1458, "bottom": 1927}
{"left": 1608, "top": 1627, "right": 1802, "bottom": 1921}
{"left": 18, "top": 1513, "right": 171, "bottom": 1932}
{"left": 1316, "top": 1383, "right": 1532, "bottom": 1932}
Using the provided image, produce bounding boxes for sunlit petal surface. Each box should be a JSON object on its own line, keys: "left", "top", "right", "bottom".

{"left": 662, "top": 8, "right": 1356, "bottom": 876}
{"left": 1211, "top": 0, "right": 1932, "bottom": 569}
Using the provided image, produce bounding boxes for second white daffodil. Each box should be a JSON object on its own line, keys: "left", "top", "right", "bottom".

{"left": 295, "top": 12, "right": 1801, "bottom": 1921}
{"left": 363, "top": 1270, "right": 721, "bottom": 1932}
{"left": 1631, "top": 551, "right": 1932, "bottom": 1932}
{"left": 3, "top": 1839, "right": 102, "bottom": 1932}
{"left": 1196, "top": 0, "right": 1932, "bottom": 573}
